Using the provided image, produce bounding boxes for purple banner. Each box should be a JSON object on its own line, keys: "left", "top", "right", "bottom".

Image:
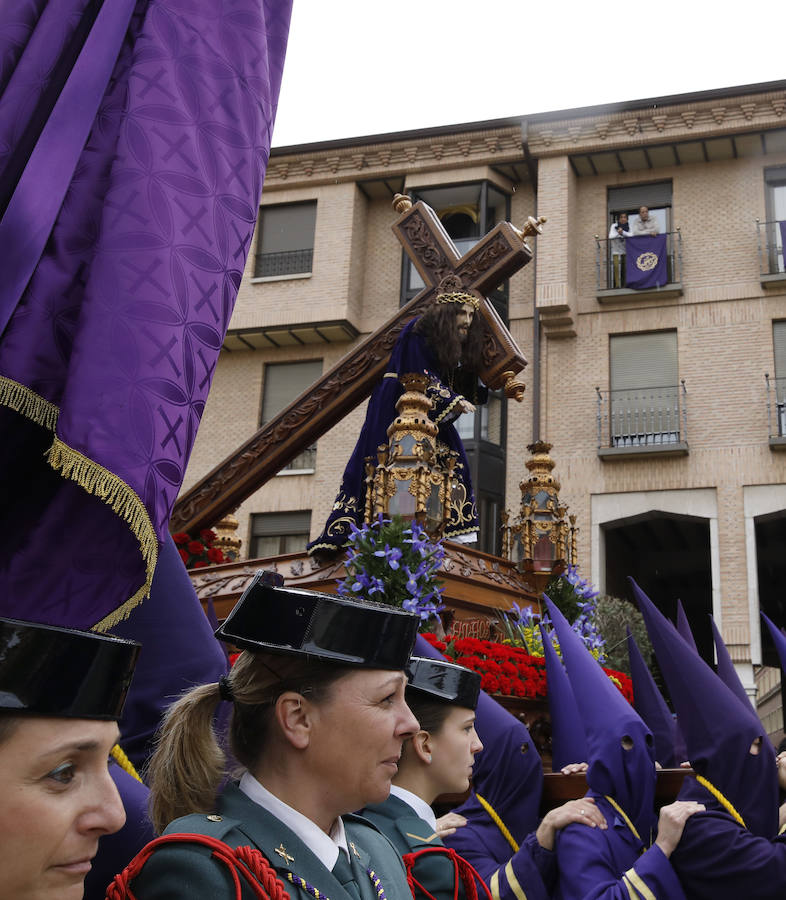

{"left": 0, "top": 1, "right": 292, "bottom": 629}
{"left": 779, "top": 221, "right": 786, "bottom": 268}
{"left": 625, "top": 234, "right": 668, "bottom": 289}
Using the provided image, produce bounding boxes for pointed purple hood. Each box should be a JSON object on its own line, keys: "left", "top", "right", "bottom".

{"left": 675, "top": 599, "right": 698, "bottom": 652}
{"left": 539, "top": 623, "right": 587, "bottom": 771}
{"left": 761, "top": 611, "right": 786, "bottom": 675}
{"left": 626, "top": 627, "right": 681, "bottom": 768}
{"left": 545, "top": 596, "right": 657, "bottom": 842}
{"left": 631, "top": 579, "right": 778, "bottom": 838}
{"left": 710, "top": 616, "right": 754, "bottom": 711}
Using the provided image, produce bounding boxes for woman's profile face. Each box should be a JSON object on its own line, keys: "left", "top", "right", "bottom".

{"left": 426, "top": 706, "right": 483, "bottom": 796}
{"left": 307, "top": 669, "right": 419, "bottom": 812}
{"left": 0, "top": 717, "right": 125, "bottom": 900}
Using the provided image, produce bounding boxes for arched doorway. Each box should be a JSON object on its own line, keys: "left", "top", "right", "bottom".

{"left": 603, "top": 511, "right": 714, "bottom": 663}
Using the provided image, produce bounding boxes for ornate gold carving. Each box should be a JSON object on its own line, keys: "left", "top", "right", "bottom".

{"left": 502, "top": 370, "right": 526, "bottom": 401}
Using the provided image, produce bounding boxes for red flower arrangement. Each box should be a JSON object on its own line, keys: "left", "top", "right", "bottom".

{"left": 422, "top": 632, "right": 633, "bottom": 704}
{"left": 172, "top": 529, "right": 227, "bottom": 569}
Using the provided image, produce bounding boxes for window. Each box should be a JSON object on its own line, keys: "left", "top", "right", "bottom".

{"left": 260, "top": 360, "right": 322, "bottom": 471}
{"left": 605, "top": 182, "right": 674, "bottom": 289}
{"left": 254, "top": 201, "right": 316, "bottom": 278}
{"left": 773, "top": 322, "right": 786, "bottom": 435}
{"left": 401, "top": 181, "right": 510, "bottom": 318}
{"left": 250, "top": 511, "right": 311, "bottom": 558}
{"left": 608, "top": 331, "right": 680, "bottom": 447}
{"left": 764, "top": 167, "right": 786, "bottom": 274}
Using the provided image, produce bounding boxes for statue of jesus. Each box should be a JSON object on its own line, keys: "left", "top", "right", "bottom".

{"left": 308, "top": 273, "right": 488, "bottom": 558}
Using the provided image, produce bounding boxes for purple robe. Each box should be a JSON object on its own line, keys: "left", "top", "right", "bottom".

{"left": 308, "top": 318, "right": 480, "bottom": 554}
{"left": 554, "top": 795, "right": 686, "bottom": 900}
{"left": 669, "top": 812, "right": 786, "bottom": 900}
{"left": 0, "top": 0, "right": 292, "bottom": 628}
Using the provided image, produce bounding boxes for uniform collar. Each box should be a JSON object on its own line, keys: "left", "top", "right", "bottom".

{"left": 239, "top": 771, "right": 349, "bottom": 869}
{"left": 389, "top": 785, "right": 437, "bottom": 830}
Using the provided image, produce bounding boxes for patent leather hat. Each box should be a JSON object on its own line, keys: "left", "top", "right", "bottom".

{"left": 215, "top": 575, "right": 419, "bottom": 670}
{"left": 0, "top": 617, "right": 140, "bottom": 719}
{"left": 405, "top": 656, "right": 481, "bottom": 709}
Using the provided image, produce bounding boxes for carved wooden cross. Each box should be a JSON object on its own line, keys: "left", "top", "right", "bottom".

{"left": 171, "top": 197, "right": 543, "bottom": 535}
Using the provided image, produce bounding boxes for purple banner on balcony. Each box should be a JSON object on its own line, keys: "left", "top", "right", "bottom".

{"left": 779, "top": 221, "right": 786, "bottom": 263}
{"left": 625, "top": 234, "right": 668, "bottom": 289}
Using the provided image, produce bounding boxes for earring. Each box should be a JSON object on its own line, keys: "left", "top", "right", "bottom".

{"left": 425, "top": 753, "right": 432, "bottom": 763}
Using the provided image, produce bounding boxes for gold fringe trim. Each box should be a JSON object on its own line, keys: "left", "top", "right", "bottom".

{"left": 46, "top": 436, "right": 158, "bottom": 632}
{"left": 476, "top": 792, "right": 519, "bottom": 853}
{"left": 111, "top": 743, "right": 142, "bottom": 783}
{"left": 0, "top": 375, "right": 59, "bottom": 430}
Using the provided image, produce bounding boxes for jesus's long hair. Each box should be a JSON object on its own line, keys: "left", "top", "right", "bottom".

{"left": 413, "top": 300, "right": 484, "bottom": 378}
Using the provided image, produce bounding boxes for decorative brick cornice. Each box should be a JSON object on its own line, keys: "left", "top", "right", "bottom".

{"left": 527, "top": 88, "right": 786, "bottom": 157}
{"left": 264, "top": 127, "right": 524, "bottom": 190}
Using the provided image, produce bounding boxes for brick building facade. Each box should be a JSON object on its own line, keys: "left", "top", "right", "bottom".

{"left": 182, "top": 81, "right": 786, "bottom": 738}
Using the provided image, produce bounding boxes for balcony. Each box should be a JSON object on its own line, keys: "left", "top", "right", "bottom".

{"left": 596, "top": 382, "right": 689, "bottom": 460}
{"left": 253, "top": 247, "right": 313, "bottom": 279}
{"left": 595, "top": 231, "right": 683, "bottom": 302}
{"left": 765, "top": 374, "right": 786, "bottom": 450}
{"left": 756, "top": 220, "right": 786, "bottom": 287}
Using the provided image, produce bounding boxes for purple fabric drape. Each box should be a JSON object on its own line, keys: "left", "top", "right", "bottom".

{"left": 0, "top": 0, "right": 292, "bottom": 628}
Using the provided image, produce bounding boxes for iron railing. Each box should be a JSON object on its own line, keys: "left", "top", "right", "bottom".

{"left": 596, "top": 382, "right": 688, "bottom": 450}
{"left": 254, "top": 247, "right": 313, "bottom": 278}
{"left": 756, "top": 220, "right": 786, "bottom": 276}
{"left": 765, "top": 374, "right": 786, "bottom": 438}
{"left": 595, "top": 230, "right": 682, "bottom": 292}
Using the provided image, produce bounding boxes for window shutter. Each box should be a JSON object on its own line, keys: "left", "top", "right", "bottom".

{"left": 261, "top": 361, "right": 323, "bottom": 424}
{"left": 610, "top": 332, "right": 678, "bottom": 391}
{"left": 259, "top": 202, "right": 316, "bottom": 253}
{"left": 773, "top": 322, "right": 786, "bottom": 379}
{"left": 608, "top": 181, "right": 672, "bottom": 213}
{"left": 251, "top": 511, "right": 311, "bottom": 537}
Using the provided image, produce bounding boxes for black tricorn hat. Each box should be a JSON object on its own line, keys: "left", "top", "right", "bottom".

{"left": 0, "top": 618, "right": 140, "bottom": 720}
{"left": 405, "top": 656, "right": 481, "bottom": 709}
{"left": 215, "top": 576, "right": 419, "bottom": 670}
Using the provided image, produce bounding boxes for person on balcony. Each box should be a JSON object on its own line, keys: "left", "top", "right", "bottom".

{"left": 608, "top": 213, "right": 631, "bottom": 289}
{"left": 632, "top": 206, "right": 660, "bottom": 236}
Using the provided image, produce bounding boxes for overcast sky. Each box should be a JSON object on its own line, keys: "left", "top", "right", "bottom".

{"left": 271, "top": 0, "right": 785, "bottom": 148}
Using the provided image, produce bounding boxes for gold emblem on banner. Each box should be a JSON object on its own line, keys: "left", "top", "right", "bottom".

{"left": 635, "top": 251, "right": 658, "bottom": 271}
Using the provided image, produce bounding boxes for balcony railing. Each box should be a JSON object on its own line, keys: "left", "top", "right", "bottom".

{"left": 756, "top": 220, "right": 786, "bottom": 277}
{"left": 596, "top": 382, "right": 688, "bottom": 451}
{"left": 595, "top": 231, "right": 682, "bottom": 293}
{"left": 765, "top": 374, "right": 786, "bottom": 439}
{"left": 254, "top": 247, "right": 313, "bottom": 278}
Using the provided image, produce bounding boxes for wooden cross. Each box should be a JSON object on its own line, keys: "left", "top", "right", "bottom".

{"left": 171, "top": 197, "right": 544, "bottom": 535}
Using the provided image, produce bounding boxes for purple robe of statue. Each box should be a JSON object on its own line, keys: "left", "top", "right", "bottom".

{"left": 308, "top": 318, "right": 481, "bottom": 554}
{"left": 0, "top": 0, "right": 292, "bottom": 628}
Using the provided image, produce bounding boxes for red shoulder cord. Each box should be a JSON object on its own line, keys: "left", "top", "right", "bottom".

{"left": 105, "top": 833, "right": 291, "bottom": 900}
{"left": 402, "top": 847, "right": 494, "bottom": 900}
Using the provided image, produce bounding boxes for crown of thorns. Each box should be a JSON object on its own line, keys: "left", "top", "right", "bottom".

{"left": 435, "top": 291, "right": 480, "bottom": 309}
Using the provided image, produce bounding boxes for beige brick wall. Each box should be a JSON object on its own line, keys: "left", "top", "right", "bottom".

{"left": 180, "top": 92, "right": 786, "bottom": 683}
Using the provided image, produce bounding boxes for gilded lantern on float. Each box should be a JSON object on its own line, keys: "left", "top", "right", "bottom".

{"left": 502, "top": 441, "right": 577, "bottom": 592}
{"left": 364, "top": 372, "right": 456, "bottom": 537}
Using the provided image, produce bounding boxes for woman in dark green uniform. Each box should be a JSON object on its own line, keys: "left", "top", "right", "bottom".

{"left": 360, "top": 656, "right": 484, "bottom": 900}
{"left": 124, "top": 578, "right": 421, "bottom": 900}
{"left": 0, "top": 617, "right": 139, "bottom": 900}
